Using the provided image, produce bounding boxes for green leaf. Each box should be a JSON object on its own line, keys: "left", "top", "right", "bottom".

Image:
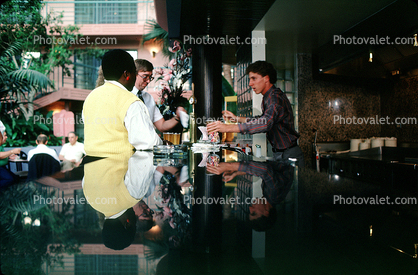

{"left": 37, "top": 123, "right": 49, "bottom": 131}
{"left": 10, "top": 69, "right": 52, "bottom": 89}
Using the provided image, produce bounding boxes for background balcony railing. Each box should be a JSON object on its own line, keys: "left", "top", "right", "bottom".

{"left": 43, "top": 63, "right": 98, "bottom": 95}
{"left": 42, "top": 0, "right": 155, "bottom": 25}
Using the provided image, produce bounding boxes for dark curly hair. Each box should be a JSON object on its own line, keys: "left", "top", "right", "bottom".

{"left": 248, "top": 206, "right": 277, "bottom": 232}
{"left": 245, "top": 61, "right": 277, "bottom": 84}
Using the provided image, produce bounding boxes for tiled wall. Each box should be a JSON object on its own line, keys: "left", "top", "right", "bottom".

{"left": 381, "top": 76, "right": 418, "bottom": 142}
{"left": 297, "top": 54, "right": 387, "bottom": 167}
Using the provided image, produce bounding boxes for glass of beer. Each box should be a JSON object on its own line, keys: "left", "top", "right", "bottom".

{"left": 172, "top": 133, "right": 181, "bottom": 145}
{"left": 164, "top": 132, "right": 175, "bottom": 144}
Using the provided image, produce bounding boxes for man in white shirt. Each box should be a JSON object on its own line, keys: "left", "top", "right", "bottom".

{"left": 132, "top": 59, "right": 187, "bottom": 132}
{"left": 59, "top": 132, "right": 85, "bottom": 170}
{"left": 28, "top": 134, "right": 60, "bottom": 163}
{"left": 82, "top": 49, "right": 162, "bottom": 157}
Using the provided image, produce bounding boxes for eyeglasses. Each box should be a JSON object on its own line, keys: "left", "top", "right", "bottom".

{"left": 137, "top": 73, "right": 154, "bottom": 82}
{"left": 139, "top": 208, "right": 154, "bottom": 218}
{"left": 138, "top": 202, "right": 154, "bottom": 218}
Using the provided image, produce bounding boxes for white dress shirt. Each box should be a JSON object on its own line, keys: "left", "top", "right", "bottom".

{"left": 59, "top": 141, "right": 85, "bottom": 162}
{"left": 28, "top": 144, "right": 60, "bottom": 162}
{"left": 131, "top": 87, "right": 164, "bottom": 123}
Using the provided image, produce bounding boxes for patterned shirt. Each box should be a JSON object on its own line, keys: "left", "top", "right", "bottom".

{"left": 238, "top": 161, "right": 294, "bottom": 205}
{"left": 238, "top": 85, "right": 299, "bottom": 150}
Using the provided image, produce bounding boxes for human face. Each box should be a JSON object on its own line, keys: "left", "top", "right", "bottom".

{"left": 68, "top": 133, "right": 77, "bottom": 145}
{"left": 2, "top": 132, "right": 7, "bottom": 144}
{"left": 248, "top": 72, "right": 271, "bottom": 95}
{"left": 133, "top": 201, "right": 154, "bottom": 221}
{"left": 135, "top": 71, "right": 153, "bottom": 91}
{"left": 248, "top": 199, "right": 270, "bottom": 221}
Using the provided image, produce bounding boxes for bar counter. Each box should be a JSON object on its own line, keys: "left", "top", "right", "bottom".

{"left": 1, "top": 146, "right": 417, "bottom": 274}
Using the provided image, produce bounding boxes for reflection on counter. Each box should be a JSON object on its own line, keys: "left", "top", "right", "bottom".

{"left": 0, "top": 146, "right": 416, "bottom": 274}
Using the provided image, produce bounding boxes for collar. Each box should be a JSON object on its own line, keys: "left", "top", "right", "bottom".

{"left": 106, "top": 209, "right": 127, "bottom": 219}
{"left": 263, "top": 85, "right": 276, "bottom": 97}
{"left": 105, "top": 80, "right": 128, "bottom": 91}
{"left": 131, "top": 86, "right": 141, "bottom": 96}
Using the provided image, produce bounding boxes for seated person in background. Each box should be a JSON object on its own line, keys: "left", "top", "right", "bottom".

{"left": 132, "top": 59, "right": 188, "bottom": 132}
{"left": 0, "top": 127, "right": 20, "bottom": 167}
{"left": 0, "top": 121, "right": 21, "bottom": 187}
{"left": 28, "top": 134, "right": 60, "bottom": 163}
{"left": 59, "top": 132, "right": 85, "bottom": 170}
{"left": 83, "top": 49, "right": 161, "bottom": 156}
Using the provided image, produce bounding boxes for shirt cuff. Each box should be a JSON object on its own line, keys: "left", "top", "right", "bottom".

{"left": 238, "top": 162, "right": 249, "bottom": 172}
{"left": 238, "top": 123, "right": 249, "bottom": 134}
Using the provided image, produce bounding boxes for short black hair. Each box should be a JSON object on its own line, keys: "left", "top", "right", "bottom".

{"left": 135, "top": 59, "right": 153, "bottom": 72}
{"left": 102, "top": 208, "right": 137, "bottom": 250}
{"left": 246, "top": 61, "right": 277, "bottom": 84}
{"left": 102, "top": 49, "right": 136, "bottom": 81}
{"left": 248, "top": 206, "right": 277, "bottom": 232}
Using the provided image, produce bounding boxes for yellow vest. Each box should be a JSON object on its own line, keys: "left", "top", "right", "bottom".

{"left": 83, "top": 152, "right": 141, "bottom": 217}
{"left": 83, "top": 82, "right": 138, "bottom": 157}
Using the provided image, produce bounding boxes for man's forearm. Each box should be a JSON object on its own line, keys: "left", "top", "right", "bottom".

{"left": 223, "top": 123, "right": 240, "bottom": 133}
{"left": 0, "top": 151, "right": 14, "bottom": 159}
{"left": 157, "top": 117, "right": 180, "bottom": 132}
{"left": 236, "top": 116, "right": 248, "bottom": 123}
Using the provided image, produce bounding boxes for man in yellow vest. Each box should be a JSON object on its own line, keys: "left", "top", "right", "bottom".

{"left": 83, "top": 49, "right": 162, "bottom": 157}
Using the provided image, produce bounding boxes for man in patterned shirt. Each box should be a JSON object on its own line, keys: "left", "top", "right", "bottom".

{"left": 207, "top": 61, "right": 304, "bottom": 167}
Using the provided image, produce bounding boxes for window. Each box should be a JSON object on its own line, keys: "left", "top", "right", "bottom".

{"left": 75, "top": 0, "right": 137, "bottom": 24}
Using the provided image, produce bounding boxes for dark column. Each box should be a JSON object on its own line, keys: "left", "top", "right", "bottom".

{"left": 192, "top": 154, "right": 223, "bottom": 253}
{"left": 192, "top": 43, "right": 223, "bottom": 124}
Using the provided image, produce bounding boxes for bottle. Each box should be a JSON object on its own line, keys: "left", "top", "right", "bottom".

{"left": 245, "top": 144, "right": 252, "bottom": 155}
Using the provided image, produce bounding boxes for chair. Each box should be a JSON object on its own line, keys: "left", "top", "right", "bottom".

{"left": 26, "top": 153, "right": 61, "bottom": 182}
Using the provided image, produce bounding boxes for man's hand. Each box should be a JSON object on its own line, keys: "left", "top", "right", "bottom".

{"left": 175, "top": 106, "right": 186, "bottom": 117}
{"left": 206, "top": 162, "right": 240, "bottom": 175}
{"left": 11, "top": 148, "right": 21, "bottom": 155}
{"left": 9, "top": 154, "right": 17, "bottom": 160}
{"left": 207, "top": 121, "right": 240, "bottom": 134}
{"left": 206, "top": 164, "right": 227, "bottom": 175}
{"left": 207, "top": 121, "right": 224, "bottom": 133}
{"left": 222, "top": 110, "right": 237, "bottom": 122}
{"left": 222, "top": 171, "right": 240, "bottom": 182}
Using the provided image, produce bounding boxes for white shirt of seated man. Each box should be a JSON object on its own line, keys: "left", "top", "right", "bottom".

{"left": 28, "top": 135, "right": 60, "bottom": 163}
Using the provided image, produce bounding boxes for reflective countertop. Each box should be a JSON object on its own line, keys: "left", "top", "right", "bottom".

{"left": 1, "top": 147, "right": 417, "bottom": 274}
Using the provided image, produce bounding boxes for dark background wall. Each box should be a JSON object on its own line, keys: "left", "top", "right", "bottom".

{"left": 381, "top": 76, "right": 418, "bottom": 142}
{"left": 297, "top": 53, "right": 394, "bottom": 167}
